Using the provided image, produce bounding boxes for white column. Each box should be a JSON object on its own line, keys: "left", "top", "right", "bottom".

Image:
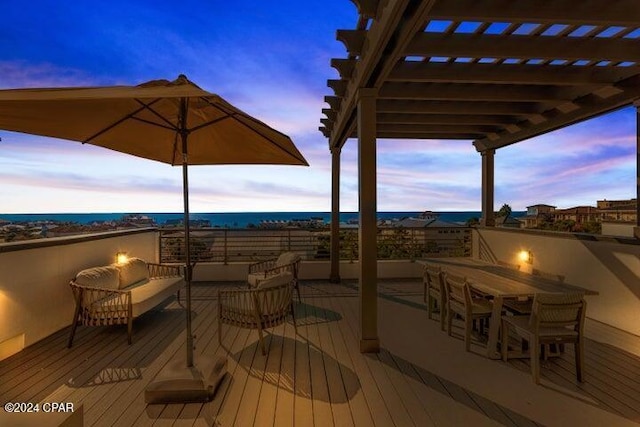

{"left": 330, "top": 146, "right": 341, "bottom": 283}
{"left": 481, "top": 149, "right": 496, "bottom": 227}
{"left": 357, "top": 88, "right": 379, "bottom": 353}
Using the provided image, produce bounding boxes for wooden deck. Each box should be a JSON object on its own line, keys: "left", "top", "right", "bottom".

{"left": 1, "top": 279, "right": 640, "bottom": 426}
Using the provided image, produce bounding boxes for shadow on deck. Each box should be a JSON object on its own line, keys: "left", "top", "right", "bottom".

{"left": 1, "top": 279, "right": 639, "bottom": 426}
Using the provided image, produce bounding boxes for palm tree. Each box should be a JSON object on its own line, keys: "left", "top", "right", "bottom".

{"left": 497, "top": 203, "right": 512, "bottom": 220}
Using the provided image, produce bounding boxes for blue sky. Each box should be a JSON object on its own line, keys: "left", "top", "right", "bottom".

{"left": 0, "top": 1, "right": 636, "bottom": 213}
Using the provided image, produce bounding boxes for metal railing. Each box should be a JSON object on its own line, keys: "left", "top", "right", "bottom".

{"left": 159, "top": 226, "right": 472, "bottom": 264}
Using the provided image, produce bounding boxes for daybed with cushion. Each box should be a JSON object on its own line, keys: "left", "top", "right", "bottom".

{"left": 248, "top": 251, "right": 302, "bottom": 301}
{"left": 68, "top": 258, "right": 184, "bottom": 347}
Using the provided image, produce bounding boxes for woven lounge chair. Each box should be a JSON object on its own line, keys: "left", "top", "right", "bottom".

{"left": 218, "top": 272, "right": 296, "bottom": 355}
{"left": 248, "top": 252, "right": 301, "bottom": 301}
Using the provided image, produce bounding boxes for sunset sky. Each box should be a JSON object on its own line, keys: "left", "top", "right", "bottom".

{"left": 1, "top": 1, "right": 636, "bottom": 213}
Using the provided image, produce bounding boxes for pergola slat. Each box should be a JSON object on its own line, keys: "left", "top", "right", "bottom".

{"left": 379, "top": 82, "right": 575, "bottom": 102}
{"left": 429, "top": 0, "right": 640, "bottom": 27}
{"left": 407, "top": 33, "right": 640, "bottom": 63}
{"left": 389, "top": 62, "right": 640, "bottom": 86}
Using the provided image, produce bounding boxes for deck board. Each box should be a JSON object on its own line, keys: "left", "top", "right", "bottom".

{"left": 337, "top": 285, "right": 418, "bottom": 426}
{"left": 2, "top": 279, "right": 640, "bottom": 426}
{"left": 321, "top": 293, "right": 374, "bottom": 427}
{"left": 331, "top": 289, "right": 398, "bottom": 427}
{"left": 272, "top": 318, "right": 296, "bottom": 427}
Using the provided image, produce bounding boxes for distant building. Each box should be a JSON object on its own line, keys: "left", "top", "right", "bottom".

{"left": 521, "top": 204, "right": 556, "bottom": 228}
{"left": 597, "top": 198, "right": 637, "bottom": 222}
{"left": 520, "top": 198, "right": 637, "bottom": 235}
{"left": 597, "top": 198, "right": 637, "bottom": 209}
{"left": 553, "top": 206, "right": 599, "bottom": 224}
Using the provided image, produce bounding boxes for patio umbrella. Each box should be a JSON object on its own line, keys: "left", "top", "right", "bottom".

{"left": 0, "top": 74, "right": 308, "bottom": 401}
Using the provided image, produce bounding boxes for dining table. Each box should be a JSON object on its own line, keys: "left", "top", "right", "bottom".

{"left": 419, "top": 257, "right": 598, "bottom": 359}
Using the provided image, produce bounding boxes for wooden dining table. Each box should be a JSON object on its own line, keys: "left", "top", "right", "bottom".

{"left": 419, "top": 257, "right": 598, "bottom": 359}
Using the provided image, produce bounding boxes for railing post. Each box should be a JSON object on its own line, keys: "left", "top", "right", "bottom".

{"left": 223, "top": 229, "right": 228, "bottom": 265}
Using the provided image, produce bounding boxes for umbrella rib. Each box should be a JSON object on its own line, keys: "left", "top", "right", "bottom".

{"left": 84, "top": 98, "right": 164, "bottom": 143}
{"left": 198, "top": 97, "right": 308, "bottom": 165}
{"left": 188, "top": 115, "right": 231, "bottom": 133}
{"left": 131, "top": 116, "right": 178, "bottom": 132}
{"left": 135, "top": 99, "right": 181, "bottom": 131}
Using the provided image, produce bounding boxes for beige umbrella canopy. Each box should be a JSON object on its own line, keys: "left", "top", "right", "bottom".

{"left": 0, "top": 74, "right": 307, "bottom": 166}
{"left": 0, "top": 75, "right": 308, "bottom": 380}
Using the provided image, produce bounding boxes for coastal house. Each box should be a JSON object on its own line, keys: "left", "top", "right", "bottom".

{"left": 598, "top": 198, "right": 638, "bottom": 222}
{"left": 552, "top": 205, "right": 600, "bottom": 224}
{"left": 2, "top": 1, "right": 640, "bottom": 426}
{"left": 521, "top": 204, "right": 556, "bottom": 228}
{"left": 598, "top": 198, "right": 638, "bottom": 237}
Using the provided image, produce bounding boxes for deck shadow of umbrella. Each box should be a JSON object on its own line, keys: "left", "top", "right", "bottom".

{"left": 230, "top": 334, "right": 361, "bottom": 403}
{"left": 292, "top": 300, "right": 342, "bottom": 326}
{"left": 66, "top": 306, "right": 189, "bottom": 388}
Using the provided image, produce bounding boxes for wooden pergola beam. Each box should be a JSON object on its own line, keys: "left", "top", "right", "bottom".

{"left": 429, "top": 0, "right": 640, "bottom": 26}
{"left": 377, "top": 123, "right": 501, "bottom": 133}
{"left": 331, "top": 59, "right": 357, "bottom": 79}
{"left": 474, "top": 75, "right": 640, "bottom": 150}
{"left": 377, "top": 99, "right": 545, "bottom": 115}
{"left": 348, "top": 131, "right": 486, "bottom": 140}
{"left": 350, "top": 0, "right": 380, "bottom": 20}
{"left": 377, "top": 113, "right": 518, "bottom": 125}
{"left": 407, "top": 33, "right": 640, "bottom": 63}
{"left": 389, "top": 62, "right": 640, "bottom": 86}
{"left": 379, "top": 82, "right": 572, "bottom": 102}
{"left": 329, "top": 0, "right": 413, "bottom": 148}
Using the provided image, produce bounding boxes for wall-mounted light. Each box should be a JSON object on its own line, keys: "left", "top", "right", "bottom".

{"left": 518, "top": 250, "right": 533, "bottom": 264}
{"left": 115, "top": 252, "right": 129, "bottom": 265}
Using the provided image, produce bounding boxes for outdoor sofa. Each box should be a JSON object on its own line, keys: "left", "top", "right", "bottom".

{"left": 68, "top": 257, "right": 184, "bottom": 347}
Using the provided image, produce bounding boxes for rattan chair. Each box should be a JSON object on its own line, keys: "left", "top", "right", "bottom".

{"left": 248, "top": 252, "right": 302, "bottom": 301}
{"left": 218, "top": 272, "right": 296, "bottom": 355}
{"left": 443, "top": 272, "right": 493, "bottom": 352}
{"left": 423, "top": 264, "right": 446, "bottom": 331}
{"left": 501, "top": 292, "right": 586, "bottom": 384}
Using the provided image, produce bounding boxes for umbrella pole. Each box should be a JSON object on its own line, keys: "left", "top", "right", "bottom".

{"left": 180, "top": 98, "right": 195, "bottom": 368}
{"left": 144, "top": 94, "right": 228, "bottom": 404}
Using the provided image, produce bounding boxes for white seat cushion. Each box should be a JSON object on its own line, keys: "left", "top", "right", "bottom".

{"left": 118, "top": 257, "right": 150, "bottom": 289}
{"left": 275, "top": 252, "right": 300, "bottom": 267}
{"left": 256, "top": 272, "right": 293, "bottom": 290}
{"left": 75, "top": 266, "right": 120, "bottom": 290}
{"left": 247, "top": 272, "right": 266, "bottom": 288}
{"left": 129, "top": 277, "right": 184, "bottom": 317}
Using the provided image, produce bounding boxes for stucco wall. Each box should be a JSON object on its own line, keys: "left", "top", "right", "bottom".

{"left": 473, "top": 227, "right": 640, "bottom": 336}
{"left": 0, "top": 230, "right": 158, "bottom": 360}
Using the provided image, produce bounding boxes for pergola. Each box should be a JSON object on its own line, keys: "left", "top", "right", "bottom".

{"left": 320, "top": 0, "right": 640, "bottom": 353}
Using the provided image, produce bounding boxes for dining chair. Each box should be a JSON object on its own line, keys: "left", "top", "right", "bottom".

{"left": 443, "top": 272, "right": 493, "bottom": 352}
{"left": 501, "top": 292, "right": 586, "bottom": 384}
{"left": 423, "top": 264, "right": 446, "bottom": 331}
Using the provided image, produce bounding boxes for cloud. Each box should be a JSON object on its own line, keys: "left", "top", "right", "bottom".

{"left": 1, "top": 2, "right": 637, "bottom": 214}
{"left": 0, "top": 61, "right": 98, "bottom": 89}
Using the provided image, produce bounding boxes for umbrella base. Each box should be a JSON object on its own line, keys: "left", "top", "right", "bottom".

{"left": 145, "top": 355, "right": 227, "bottom": 404}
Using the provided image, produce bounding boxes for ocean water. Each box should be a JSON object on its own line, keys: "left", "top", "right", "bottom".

{"left": 0, "top": 211, "right": 525, "bottom": 228}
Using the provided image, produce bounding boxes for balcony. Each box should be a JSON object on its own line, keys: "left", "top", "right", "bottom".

{"left": 1, "top": 226, "right": 640, "bottom": 425}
